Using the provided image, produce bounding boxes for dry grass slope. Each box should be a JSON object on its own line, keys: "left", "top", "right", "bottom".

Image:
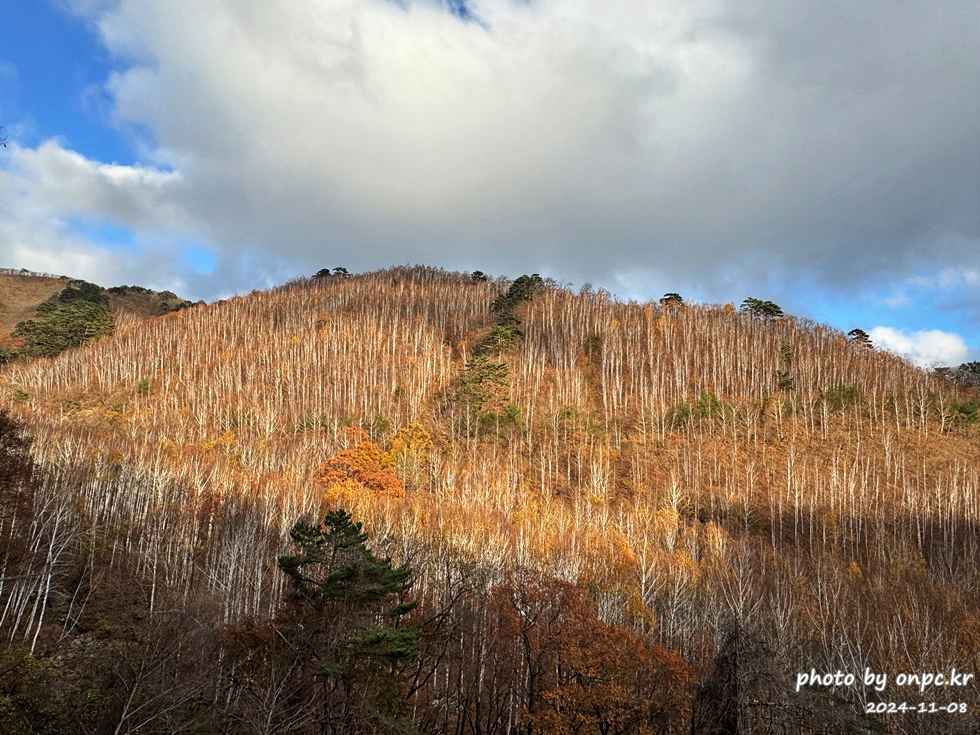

{"left": 0, "top": 269, "right": 191, "bottom": 345}
{"left": 0, "top": 271, "right": 70, "bottom": 337}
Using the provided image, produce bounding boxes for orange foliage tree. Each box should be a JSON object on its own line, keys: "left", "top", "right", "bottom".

{"left": 493, "top": 577, "right": 694, "bottom": 735}
{"left": 315, "top": 428, "right": 405, "bottom": 501}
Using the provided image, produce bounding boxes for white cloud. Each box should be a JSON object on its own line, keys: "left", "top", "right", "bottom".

{"left": 47, "top": 0, "right": 975, "bottom": 295}
{"left": 7, "top": 141, "right": 185, "bottom": 226}
{"left": 0, "top": 141, "right": 205, "bottom": 293}
{"left": 869, "top": 326, "right": 969, "bottom": 367}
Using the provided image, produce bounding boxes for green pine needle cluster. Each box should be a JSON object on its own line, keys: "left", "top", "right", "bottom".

{"left": 278, "top": 509, "right": 419, "bottom": 672}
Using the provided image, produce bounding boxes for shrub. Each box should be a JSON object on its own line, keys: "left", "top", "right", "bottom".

{"left": 822, "top": 385, "right": 864, "bottom": 409}
{"left": 108, "top": 284, "right": 146, "bottom": 294}
{"left": 58, "top": 281, "right": 108, "bottom": 306}
{"left": 696, "top": 391, "right": 727, "bottom": 419}
{"left": 455, "top": 355, "right": 509, "bottom": 413}
{"left": 954, "top": 400, "right": 979, "bottom": 423}
{"left": 670, "top": 400, "right": 693, "bottom": 426}
{"left": 670, "top": 392, "right": 738, "bottom": 426}
{"left": 776, "top": 341, "right": 795, "bottom": 390}
{"left": 362, "top": 413, "right": 391, "bottom": 439}
{"left": 295, "top": 413, "right": 330, "bottom": 433}
{"left": 583, "top": 334, "right": 601, "bottom": 359}
{"left": 316, "top": 438, "right": 404, "bottom": 499}
{"left": 485, "top": 325, "right": 519, "bottom": 350}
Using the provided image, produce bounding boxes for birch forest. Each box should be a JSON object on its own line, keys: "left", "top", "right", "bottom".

{"left": 0, "top": 266, "right": 977, "bottom": 734}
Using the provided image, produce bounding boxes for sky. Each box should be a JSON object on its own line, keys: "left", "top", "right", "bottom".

{"left": 0, "top": 0, "right": 977, "bottom": 367}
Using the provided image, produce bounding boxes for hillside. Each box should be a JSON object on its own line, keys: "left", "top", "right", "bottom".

{"left": 0, "top": 269, "right": 68, "bottom": 337}
{"left": 0, "top": 267, "right": 194, "bottom": 361}
{"left": 0, "top": 266, "right": 977, "bottom": 734}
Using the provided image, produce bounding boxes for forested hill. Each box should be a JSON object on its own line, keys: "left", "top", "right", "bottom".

{"left": 0, "top": 267, "right": 194, "bottom": 363}
{"left": 0, "top": 265, "right": 977, "bottom": 734}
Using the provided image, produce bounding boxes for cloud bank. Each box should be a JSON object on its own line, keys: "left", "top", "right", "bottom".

{"left": 2, "top": 0, "right": 977, "bottom": 319}
{"left": 870, "top": 326, "right": 970, "bottom": 368}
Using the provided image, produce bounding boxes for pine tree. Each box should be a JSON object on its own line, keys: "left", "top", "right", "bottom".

{"left": 741, "top": 297, "right": 784, "bottom": 319}
{"left": 276, "top": 509, "right": 419, "bottom": 734}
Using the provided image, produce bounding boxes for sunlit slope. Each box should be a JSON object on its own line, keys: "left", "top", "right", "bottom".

{"left": 1, "top": 266, "right": 977, "bottom": 655}
{"left": 0, "top": 270, "right": 67, "bottom": 337}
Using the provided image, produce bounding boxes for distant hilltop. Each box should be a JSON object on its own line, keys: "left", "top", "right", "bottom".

{"left": 0, "top": 267, "right": 194, "bottom": 363}
{"left": 3, "top": 264, "right": 977, "bottom": 385}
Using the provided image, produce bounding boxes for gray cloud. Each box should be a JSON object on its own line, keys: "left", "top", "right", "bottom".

{"left": 7, "top": 0, "right": 979, "bottom": 314}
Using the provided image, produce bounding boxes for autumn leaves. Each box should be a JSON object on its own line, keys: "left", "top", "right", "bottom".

{"left": 316, "top": 423, "right": 433, "bottom": 508}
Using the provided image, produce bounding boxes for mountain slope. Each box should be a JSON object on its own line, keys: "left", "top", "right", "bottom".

{"left": 0, "top": 265, "right": 977, "bottom": 733}
{"left": 0, "top": 269, "right": 67, "bottom": 337}
{"left": 0, "top": 267, "right": 194, "bottom": 361}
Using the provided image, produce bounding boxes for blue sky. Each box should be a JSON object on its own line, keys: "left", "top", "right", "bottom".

{"left": 0, "top": 3, "right": 136, "bottom": 165}
{"left": 1, "top": 0, "right": 977, "bottom": 366}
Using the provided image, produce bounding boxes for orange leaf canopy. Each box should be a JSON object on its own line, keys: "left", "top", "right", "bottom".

{"left": 315, "top": 437, "right": 405, "bottom": 498}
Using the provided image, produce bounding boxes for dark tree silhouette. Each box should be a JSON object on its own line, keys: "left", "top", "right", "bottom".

{"left": 275, "top": 510, "right": 418, "bottom": 733}
{"left": 741, "top": 297, "right": 784, "bottom": 319}
{"left": 313, "top": 267, "right": 351, "bottom": 278}
{"left": 847, "top": 328, "right": 873, "bottom": 348}
{"left": 0, "top": 410, "right": 35, "bottom": 531}
{"left": 934, "top": 361, "right": 980, "bottom": 387}
{"left": 692, "top": 623, "right": 881, "bottom": 735}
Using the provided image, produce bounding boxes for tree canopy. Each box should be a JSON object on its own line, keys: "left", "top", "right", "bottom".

{"left": 269, "top": 509, "right": 419, "bottom": 732}
{"left": 12, "top": 281, "right": 114, "bottom": 358}
{"left": 741, "top": 297, "right": 784, "bottom": 319}
{"left": 847, "top": 328, "right": 873, "bottom": 348}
